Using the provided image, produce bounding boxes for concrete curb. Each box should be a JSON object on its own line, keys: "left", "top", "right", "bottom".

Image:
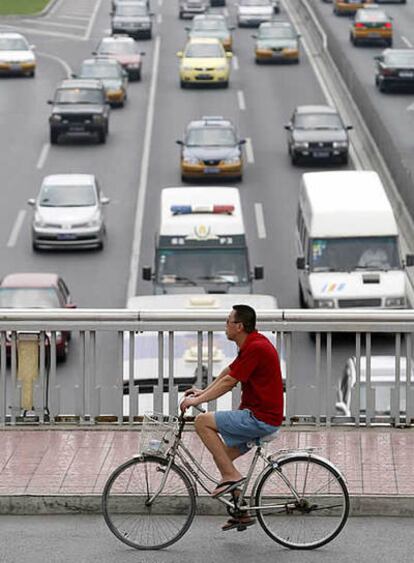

{"left": 1, "top": 494, "right": 414, "bottom": 516}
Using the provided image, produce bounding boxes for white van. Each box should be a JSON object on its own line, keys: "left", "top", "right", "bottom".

{"left": 142, "top": 187, "right": 263, "bottom": 294}
{"left": 123, "top": 293, "right": 282, "bottom": 416}
{"left": 296, "top": 171, "right": 414, "bottom": 309}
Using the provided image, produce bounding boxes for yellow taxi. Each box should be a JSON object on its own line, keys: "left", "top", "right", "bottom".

{"left": 177, "top": 38, "right": 232, "bottom": 88}
{"left": 333, "top": 0, "right": 374, "bottom": 17}
{"left": 350, "top": 7, "right": 393, "bottom": 46}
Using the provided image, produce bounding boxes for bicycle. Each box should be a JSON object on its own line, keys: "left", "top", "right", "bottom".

{"left": 102, "top": 409, "right": 350, "bottom": 551}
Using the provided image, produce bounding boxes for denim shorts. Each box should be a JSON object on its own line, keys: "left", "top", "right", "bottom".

{"left": 215, "top": 409, "right": 280, "bottom": 455}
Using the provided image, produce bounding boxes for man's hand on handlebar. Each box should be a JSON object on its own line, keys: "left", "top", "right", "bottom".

{"left": 180, "top": 395, "right": 205, "bottom": 414}
{"left": 184, "top": 387, "right": 203, "bottom": 398}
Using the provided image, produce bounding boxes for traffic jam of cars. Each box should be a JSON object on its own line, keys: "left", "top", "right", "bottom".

{"left": 0, "top": 0, "right": 413, "bottom": 416}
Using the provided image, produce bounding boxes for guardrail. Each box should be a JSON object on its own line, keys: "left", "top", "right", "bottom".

{"left": 0, "top": 309, "right": 413, "bottom": 427}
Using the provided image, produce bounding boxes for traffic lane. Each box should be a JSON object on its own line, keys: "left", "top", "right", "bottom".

{"left": 313, "top": 3, "right": 414, "bottom": 159}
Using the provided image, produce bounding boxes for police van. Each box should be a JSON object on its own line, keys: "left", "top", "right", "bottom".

{"left": 142, "top": 187, "right": 263, "bottom": 294}
{"left": 296, "top": 171, "right": 414, "bottom": 309}
{"left": 123, "top": 293, "right": 283, "bottom": 416}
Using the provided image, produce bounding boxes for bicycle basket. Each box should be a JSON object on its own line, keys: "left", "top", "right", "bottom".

{"left": 139, "top": 413, "right": 178, "bottom": 455}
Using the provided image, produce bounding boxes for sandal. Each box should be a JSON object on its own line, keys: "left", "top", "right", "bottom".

{"left": 222, "top": 516, "right": 256, "bottom": 532}
{"left": 211, "top": 478, "right": 246, "bottom": 498}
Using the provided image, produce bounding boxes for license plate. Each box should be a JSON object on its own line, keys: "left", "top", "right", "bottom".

{"left": 204, "top": 167, "right": 220, "bottom": 173}
{"left": 11, "top": 64, "right": 21, "bottom": 71}
{"left": 69, "top": 126, "right": 85, "bottom": 132}
{"left": 368, "top": 33, "right": 381, "bottom": 38}
{"left": 57, "top": 234, "right": 77, "bottom": 240}
{"left": 399, "top": 71, "right": 414, "bottom": 78}
{"left": 313, "top": 151, "right": 329, "bottom": 158}
{"left": 196, "top": 74, "right": 212, "bottom": 80}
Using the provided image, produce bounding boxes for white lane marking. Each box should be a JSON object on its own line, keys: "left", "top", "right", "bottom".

{"left": 232, "top": 55, "right": 239, "bottom": 70}
{"left": 7, "top": 211, "right": 26, "bottom": 248}
{"left": 237, "top": 90, "right": 246, "bottom": 110}
{"left": 21, "top": 19, "right": 86, "bottom": 30}
{"left": 254, "top": 203, "right": 267, "bottom": 239}
{"left": 0, "top": 24, "right": 82, "bottom": 40}
{"left": 57, "top": 14, "right": 91, "bottom": 21}
{"left": 127, "top": 36, "right": 161, "bottom": 301}
{"left": 158, "top": 0, "right": 163, "bottom": 6}
{"left": 36, "top": 143, "right": 50, "bottom": 169}
{"left": 245, "top": 137, "right": 255, "bottom": 163}
{"left": 157, "top": 14, "right": 163, "bottom": 24}
{"left": 49, "top": 0, "right": 64, "bottom": 14}
{"left": 84, "top": 0, "right": 104, "bottom": 40}
{"left": 407, "top": 103, "right": 414, "bottom": 111}
{"left": 402, "top": 36, "right": 413, "bottom": 48}
{"left": 37, "top": 50, "right": 72, "bottom": 77}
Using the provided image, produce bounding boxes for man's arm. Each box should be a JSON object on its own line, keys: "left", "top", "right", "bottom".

{"left": 184, "top": 366, "right": 231, "bottom": 397}
{"left": 181, "top": 374, "right": 238, "bottom": 411}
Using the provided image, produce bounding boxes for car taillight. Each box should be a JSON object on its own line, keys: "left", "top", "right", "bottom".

{"left": 382, "top": 68, "right": 396, "bottom": 76}
{"left": 355, "top": 23, "right": 365, "bottom": 29}
{"left": 384, "top": 22, "right": 392, "bottom": 29}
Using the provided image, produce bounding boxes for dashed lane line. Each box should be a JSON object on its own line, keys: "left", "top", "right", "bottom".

{"left": 20, "top": 19, "right": 86, "bottom": 30}
{"left": 402, "top": 36, "right": 413, "bottom": 48}
{"left": 237, "top": 90, "right": 246, "bottom": 110}
{"left": 232, "top": 55, "right": 239, "bottom": 70}
{"left": 36, "top": 143, "right": 50, "bottom": 170}
{"left": 254, "top": 203, "right": 267, "bottom": 239}
{"left": 245, "top": 137, "right": 255, "bottom": 164}
{"left": 84, "top": 0, "right": 105, "bottom": 40}
{"left": 7, "top": 211, "right": 26, "bottom": 248}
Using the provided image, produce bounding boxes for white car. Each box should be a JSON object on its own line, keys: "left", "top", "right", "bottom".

{"left": 0, "top": 32, "right": 36, "bottom": 77}
{"left": 28, "top": 174, "right": 110, "bottom": 251}
{"left": 237, "top": 0, "right": 274, "bottom": 27}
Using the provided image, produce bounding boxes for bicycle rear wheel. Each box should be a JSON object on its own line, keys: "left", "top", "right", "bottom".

{"left": 255, "top": 454, "right": 349, "bottom": 549}
{"left": 102, "top": 454, "right": 196, "bottom": 550}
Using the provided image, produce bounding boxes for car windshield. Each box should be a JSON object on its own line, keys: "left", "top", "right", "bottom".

{"left": 294, "top": 113, "right": 343, "bottom": 130}
{"left": 309, "top": 237, "right": 401, "bottom": 272}
{"left": 156, "top": 248, "right": 249, "bottom": 285}
{"left": 116, "top": 4, "right": 147, "bottom": 15}
{"left": 0, "top": 288, "right": 60, "bottom": 308}
{"left": 55, "top": 88, "right": 103, "bottom": 104}
{"left": 39, "top": 184, "right": 97, "bottom": 207}
{"left": 193, "top": 21, "right": 227, "bottom": 32}
{"left": 185, "top": 43, "right": 223, "bottom": 57}
{"left": 98, "top": 41, "right": 137, "bottom": 55}
{"left": 80, "top": 62, "right": 120, "bottom": 78}
{"left": 0, "top": 37, "right": 28, "bottom": 50}
{"left": 384, "top": 51, "right": 414, "bottom": 66}
{"left": 358, "top": 10, "right": 388, "bottom": 22}
{"left": 259, "top": 27, "right": 295, "bottom": 39}
{"left": 186, "top": 127, "right": 237, "bottom": 146}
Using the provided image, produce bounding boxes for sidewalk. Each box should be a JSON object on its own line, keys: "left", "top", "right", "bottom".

{"left": 0, "top": 426, "right": 413, "bottom": 515}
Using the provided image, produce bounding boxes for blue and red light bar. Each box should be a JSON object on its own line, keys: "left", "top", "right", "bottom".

{"left": 171, "top": 204, "right": 235, "bottom": 215}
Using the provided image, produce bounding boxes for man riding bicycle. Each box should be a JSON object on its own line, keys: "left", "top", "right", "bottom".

{"left": 181, "top": 304, "right": 284, "bottom": 531}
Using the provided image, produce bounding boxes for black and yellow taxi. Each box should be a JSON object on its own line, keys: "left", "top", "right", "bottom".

{"left": 253, "top": 21, "right": 300, "bottom": 63}
{"left": 350, "top": 6, "right": 393, "bottom": 46}
{"left": 176, "top": 116, "right": 246, "bottom": 181}
{"left": 333, "top": 0, "right": 374, "bottom": 17}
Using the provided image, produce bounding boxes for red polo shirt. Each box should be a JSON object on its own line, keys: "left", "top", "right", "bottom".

{"left": 229, "top": 331, "right": 283, "bottom": 427}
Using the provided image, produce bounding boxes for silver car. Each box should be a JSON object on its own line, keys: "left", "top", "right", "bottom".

{"left": 28, "top": 174, "right": 110, "bottom": 250}
{"left": 237, "top": 0, "right": 273, "bottom": 27}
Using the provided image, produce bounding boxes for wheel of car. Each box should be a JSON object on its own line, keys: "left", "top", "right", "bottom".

{"left": 386, "top": 39, "right": 393, "bottom": 48}
{"left": 32, "top": 240, "right": 39, "bottom": 252}
{"left": 378, "top": 79, "right": 388, "bottom": 93}
{"left": 222, "top": 80, "right": 229, "bottom": 89}
{"left": 98, "top": 130, "right": 107, "bottom": 144}
{"left": 50, "top": 129, "right": 59, "bottom": 145}
{"left": 134, "top": 69, "right": 141, "bottom": 81}
{"left": 97, "top": 240, "right": 104, "bottom": 251}
{"left": 179, "top": 11, "right": 183, "bottom": 19}
{"left": 291, "top": 152, "right": 299, "bottom": 165}
{"left": 375, "top": 75, "right": 379, "bottom": 87}
{"left": 341, "top": 153, "right": 349, "bottom": 166}
{"left": 180, "top": 80, "right": 187, "bottom": 89}
{"left": 28, "top": 70, "right": 35, "bottom": 78}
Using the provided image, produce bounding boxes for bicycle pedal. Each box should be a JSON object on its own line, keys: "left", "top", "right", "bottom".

{"left": 237, "top": 525, "right": 247, "bottom": 532}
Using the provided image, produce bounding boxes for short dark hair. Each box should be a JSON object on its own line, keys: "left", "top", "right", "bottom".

{"left": 232, "top": 304, "right": 256, "bottom": 333}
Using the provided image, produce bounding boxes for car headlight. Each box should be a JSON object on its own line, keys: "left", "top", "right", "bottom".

{"left": 34, "top": 214, "right": 46, "bottom": 228}
{"left": 183, "top": 156, "right": 200, "bottom": 165}
{"left": 86, "top": 213, "right": 102, "bottom": 228}
{"left": 224, "top": 157, "right": 241, "bottom": 164}
{"left": 51, "top": 115, "right": 62, "bottom": 122}
{"left": 333, "top": 141, "right": 348, "bottom": 148}
{"left": 294, "top": 141, "right": 309, "bottom": 148}
{"left": 385, "top": 297, "right": 405, "bottom": 307}
{"left": 181, "top": 65, "right": 194, "bottom": 71}
{"left": 215, "top": 65, "right": 228, "bottom": 72}
{"left": 92, "top": 115, "right": 104, "bottom": 122}
{"left": 314, "top": 299, "right": 335, "bottom": 309}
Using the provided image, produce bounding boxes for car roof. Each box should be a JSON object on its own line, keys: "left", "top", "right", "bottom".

{"left": 187, "top": 116, "right": 234, "bottom": 129}
{"left": 101, "top": 35, "right": 135, "bottom": 42}
{"left": 58, "top": 78, "right": 103, "bottom": 89}
{"left": 128, "top": 293, "right": 278, "bottom": 310}
{"left": 260, "top": 21, "right": 293, "bottom": 28}
{"left": 0, "top": 32, "right": 27, "bottom": 40}
{"left": 295, "top": 105, "right": 338, "bottom": 115}
{"left": 193, "top": 14, "right": 225, "bottom": 21}
{"left": 82, "top": 57, "right": 119, "bottom": 65}
{"left": 0, "top": 273, "right": 60, "bottom": 288}
{"left": 41, "top": 174, "right": 96, "bottom": 186}
{"left": 187, "top": 37, "right": 223, "bottom": 45}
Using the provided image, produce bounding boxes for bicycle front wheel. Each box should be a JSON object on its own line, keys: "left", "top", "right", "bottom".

{"left": 102, "top": 455, "right": 196, "bottom": 550}
{"left": 255, "top": 454, "right": 349, "bottom": 549}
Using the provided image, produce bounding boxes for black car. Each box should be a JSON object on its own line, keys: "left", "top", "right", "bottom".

{"left": 179, "top": 0, "right": 208, "bottom": 19}
{"left": 48, "top": 79, "right": 110, "bottom": 145}
{"left": 111, "top": 1, "right": 153, "bottom": 39}
{"left": 375, "top": 48, "right": 414, "bottom": 92}
{"left": 210, "top": 0, "right": 225, "bottom": 6}
{"left": 176, "top": 116, "right": 246, "bottom": 181}
{"left": 284, "top": 105, "right": 352, "bottom": 165}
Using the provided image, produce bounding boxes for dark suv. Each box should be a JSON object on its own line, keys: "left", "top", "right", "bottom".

{"left": 48, "top": 79, "right": 110, "bottom": 145}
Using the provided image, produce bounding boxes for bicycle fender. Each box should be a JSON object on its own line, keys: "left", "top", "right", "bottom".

{"left": 270, "top": 452, "right": 347, "bottom": 483}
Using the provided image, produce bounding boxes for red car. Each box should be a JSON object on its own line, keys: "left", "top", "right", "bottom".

{"left": 93, "top": 35, "right": 145, "bottom": 81}
{"left": 0, "top": 273, "right": 76, "bottom": 361}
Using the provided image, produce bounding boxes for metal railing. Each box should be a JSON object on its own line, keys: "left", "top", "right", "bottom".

{"left": 0, "top": 308, "right": 413, "bottom": 427}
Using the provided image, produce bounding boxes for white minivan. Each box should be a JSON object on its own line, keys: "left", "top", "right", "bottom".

{"left": 296, "top": 170, "right": 414, "bottom": 309}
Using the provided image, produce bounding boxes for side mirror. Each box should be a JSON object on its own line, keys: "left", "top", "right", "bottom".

{"left": 30, "top": 44, "right": 36, "bottom": 50}
{"left": 101, "top": 196, "right": 110, "bottom": 205}
{"left": 176, "top": 51, "right": 183, "bottom": 58}
{"left": 296, "top": 256, "right": 305, "bottom": 270}
{"left": 373, "top": 55, "right": 383, "bottom": 61}
{"left": 149, "top": 11, "right": 155, "bottom": 16}
{"left": 239, "top": 139, "right": 247, "bottom": 145}
{"left": 284, "top": 124, "right": 292, "bottom": 131}
{"left": 140, "top": 51, "right": 146, "bottom": 56}
{"left": 297, "top": 33, "right": 301, "bottom": 38}
{"left": 185, "top": 26, "right": 191, "bottom": 31}
{"left": 405, "top": 254, "right": 414, "bottom": 267}
{"left": 64, "top": 303, "right": 77, "bottom": 309}
{"left": 251, "top": 34, "right": 257, "bottom": 39}
{"left": 176, "top": 139, "right": 183, "bottom": 145}
{"left": 71, "top": 73, "right": 78, "bottom": 78}
{"left": 47, "top": 100, "right": 53, "bottom": 104}
{"left": 346, "top": 125, "right": 353, "bottom": 130}
{"left": 229, "top": 26, "right": 236, "bottom": 31}
{"left": 92, "top": 51, "right": 97, "bottom": 55}
{"left": 122, "top": 70, "right": 128, "bottom": 78}
{"left": 254, "top": 265, "right": 264, "bottom": 280}
{"left": 27, "top": 198, "right": 36, "bottom": 206}
{"left": 226, "top": 51, "right": 233, "bottom": 58}
{"left": 142, "top": 266, "right": 152, "bottom": 281}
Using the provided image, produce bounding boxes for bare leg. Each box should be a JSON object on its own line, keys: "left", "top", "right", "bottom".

{"left": 194, "top": 413, "right": 243, "bottom": 483}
